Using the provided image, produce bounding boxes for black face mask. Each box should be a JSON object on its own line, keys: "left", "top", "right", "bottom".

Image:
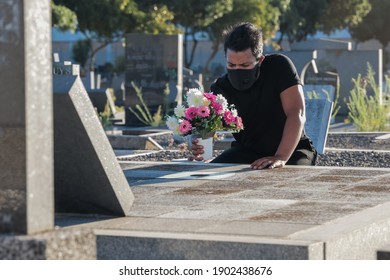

{"left": 227, "top": 63, "right": 260, "bottom": 91}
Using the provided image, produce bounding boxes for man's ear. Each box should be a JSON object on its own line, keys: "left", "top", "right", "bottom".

{"left": 258, "top": 55, "right": 265, "bottom": 63}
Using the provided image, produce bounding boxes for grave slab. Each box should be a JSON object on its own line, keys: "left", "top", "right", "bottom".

{"left": 96, "top": 230, "right": 324, "bottom": 260}
{"left": 56, "top": 162, "right": 390, "bottom": 260}
{"left": 107, "top": 135, "right": 163, "bottom": 150}
{"left": 0, "top": 228, "right": 95, "bottom": 260}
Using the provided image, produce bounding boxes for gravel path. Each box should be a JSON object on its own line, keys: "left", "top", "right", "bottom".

{"left": 120, "top": 132, "right": 390, "bottom": 168}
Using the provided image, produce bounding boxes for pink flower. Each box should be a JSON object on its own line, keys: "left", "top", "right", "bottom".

{"left": 179, "top": 120, "right": 192, "bottom": 134}
{"left": 211, "top": 102, "right": 223, "bottom": 115}
{"left": 185, "top": 107, "right": 198, "bottom": 120}
{"left": 166, "top": 88, "right": 243, "bottom": 137}
{"left": 223, "top": 111, "right": 235, "bottom": 125}
{"left": 197, "top": 106, "right": 210, "bottom": 117}
{"left": 203, "top": 92, "right": 216, "bottom": 102}
{"left": 235, "top": 116, "right": 244, "bottom": 130}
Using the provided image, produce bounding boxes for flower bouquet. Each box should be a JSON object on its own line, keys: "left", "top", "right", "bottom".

{"left": 166, "top": 88, "right": 244, "bottom": 160}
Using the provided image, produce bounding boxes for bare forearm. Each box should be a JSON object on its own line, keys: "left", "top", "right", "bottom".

{"left": 274, "top": 114, "right": 304, "bottom": 161}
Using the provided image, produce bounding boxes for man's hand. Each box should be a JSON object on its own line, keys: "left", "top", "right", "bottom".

{"left": 188, "top": 138, "right": 205, "bottom": 161}
{"left": 250, "top": 156, "right": 287, "bottom": 169}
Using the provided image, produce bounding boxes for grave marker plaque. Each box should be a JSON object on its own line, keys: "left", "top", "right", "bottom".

{"left": 125, "top": 34, "right": 183, "bottom": 125}
{"left": 53, "top": 61, "right": 80, "bottom": 76}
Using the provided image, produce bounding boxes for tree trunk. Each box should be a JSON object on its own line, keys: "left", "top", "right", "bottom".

{"left": 88, "top": 41, "right": 109, "bottom": 72}
{"left": 184, "top": 27, "right": 189, "bottom": 68}
{"left": 203, "top": 39, "right": 221, "bottom": 73}
{"left": 187, "top": 32, "right": 198, "bottom": 69}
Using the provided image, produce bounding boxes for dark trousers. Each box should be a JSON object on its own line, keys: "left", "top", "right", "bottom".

{"left": 211, "top": 139, "right": 317, "bottom": 165}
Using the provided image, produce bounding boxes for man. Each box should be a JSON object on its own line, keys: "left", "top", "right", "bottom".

{"left": 190, "top": 22, "right": 317, "bottom": 169}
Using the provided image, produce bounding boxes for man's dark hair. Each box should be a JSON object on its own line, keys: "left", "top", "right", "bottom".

{"left": 223, "top": 22, "right": 263, "bottom": 59}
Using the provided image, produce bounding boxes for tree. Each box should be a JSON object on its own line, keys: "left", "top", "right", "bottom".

{"left": 51, "top": 0, "right": 77, "bottom": 32}
{"left": 205, "top": 0, "right": 282, "bottom": 72}
{"left": 156, "top": 0, "right": 234, "bottom": 69}
{"left": 278, "top": 0, "right": 371, "bottom": 44}
{"left": 52, "top": 0, "right": 178, "bottom": 71}
{"left": 349, "top": 0, "right": 390, "bottom": 48}
{"left": 71, "top": 39, "right": 91, "bottom": 69}
{"left": 320, "top": 0, "right": 371, "bottom": 34}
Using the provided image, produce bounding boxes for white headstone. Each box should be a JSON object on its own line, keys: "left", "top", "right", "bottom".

{"left": 305, "top": 99, "right": 333, "bottom": 154}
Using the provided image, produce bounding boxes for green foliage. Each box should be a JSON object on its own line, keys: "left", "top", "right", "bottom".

{"left": 349, "top": 0, "right": 390, "bottom": 47}
{"left": 346, "top": 64, "right": 390, "bottom": 131}
{"left": 98, "top": 88, "right": 123, "bottom": 129}
{"left": 51, "top": 0, "right": 77, "bottom": 32}
{"left": 134, "top": 3, "right": 180, "bottom": 35}
{"left": 98, "top": 100, "right": 114, "bottom": 129}
{"left": 158, "top": 0, "right": 233, "bottom": 68}
{"left": 278, "top": 0, "right": 370, "bottom": 44}
{"left": 320, "top": 0, "right": 371, "bottom": 33}
{"left": 204, "top": 0, "right": 281, "bottom": 71}
{"left": 53, "top": 0, "right": 178, "bottom": 71}
{"left": 54, "top": 0, "right": 178, "bottom": 38}
{"left": 163, "top": 0, "right": 233, "bottom": 29}
{"left": 71, "top": 39, "right": 91, "bottom": 68}
{"left": 305, "top": 87, "right": 341, "bottom": 119}
{"left": 128, "top": 82, "right": 164, "bottom": 127}
{"left": 113, "top": 55, "right": 126, "bottom": 74}
{"left": 331, "top": 81, "right": 341, "bottom": 119}
{"left": 305, "top": 91, "right": 319, "bottom": 99}
{"left": 279, "top": 0, "right": 326, "bottom": 43}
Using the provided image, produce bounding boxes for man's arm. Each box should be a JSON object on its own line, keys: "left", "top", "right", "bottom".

{"left": 250, "top": 84, "right": 305, "bottom": 169}
{"left": 275, "top": 84, "right": 306, "bottom": 160}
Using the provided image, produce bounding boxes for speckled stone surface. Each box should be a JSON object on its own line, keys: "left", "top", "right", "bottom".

{"left": 56, "top": 161, "right": 390, "bottom": 260}
{"left": 0, "top": 228, "right": 96, "bottom": 260}
{"left": 53, "top": 75, "right": 134, "bottom": 216}
{"left": 0, "top": 0, "right": 53, "bottom": 234}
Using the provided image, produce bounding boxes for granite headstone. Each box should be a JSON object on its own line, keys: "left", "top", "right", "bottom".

{"left": 125, "top": 34, "right": 183, "bottom": 125}
{"left": 0, "top": 0, "right": 53, "bottom": 234}
{"left": 53, "top": 75, "right": 134, "bottom": 215}
{"left": 53, "top": 60, "right": 80, "bottom": 76}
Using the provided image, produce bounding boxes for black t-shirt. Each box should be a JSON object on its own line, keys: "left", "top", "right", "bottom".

{"left": 210, "top": 53, "right": 310, "bottom": 156}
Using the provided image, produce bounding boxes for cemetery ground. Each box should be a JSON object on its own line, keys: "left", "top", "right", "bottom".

{"left": 4, "top": 0, "right": 390, "bottom": 267}
{"left": 3, "top": 120, "right": 390, "bottom": 259}
{"left": 52, "top": 124, "right": 390, "bottom": 260}
{"left": 109, "top": 124, "right": 390, "bottom": 169}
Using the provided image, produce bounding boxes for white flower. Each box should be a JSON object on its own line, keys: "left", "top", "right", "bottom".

{"left": 174, "top": 104, "right": 186, "bottom": 118}
{"left": 186, "top": 88, "right": 205, "bottom": 107}
{"left": 187, "top": 88, "right": 202, "bottom": 95}
{"left": 216, "top": 94, "right": 228, "bottom": 110}
{"left": 166, "top": 116, "right": 180, "bottom": 134}
{"left": 231, "top": 108, "right": 238, "bottom": 117}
